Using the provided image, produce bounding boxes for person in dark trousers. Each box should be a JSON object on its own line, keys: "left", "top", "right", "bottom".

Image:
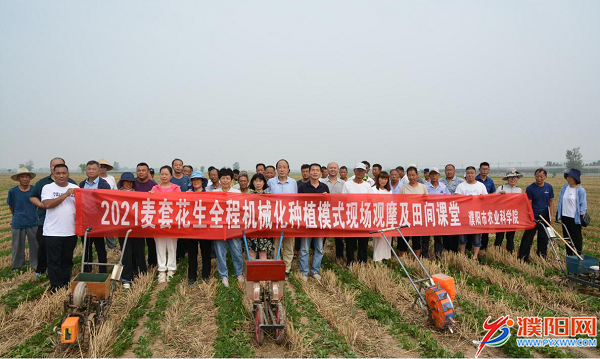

{"left": 29, "top": 157, "right": 77, "bottom": 277}
{"left": 40, "top": 164, "right": 79, "bottom": 291}
{"left": 170, "top": 158, "right": 191, "bottom": 263}
{"left": 556, "top": 168, "right": 587, "bottom": 256}
{"left": 518, "top": 168, "right": 554, "bottom": 262}
{"left": 134, "top": 162, "right": 158, "bottom": 267}
{"left": 79, "top": 160, "right": 112, "bottom": 273}
{"left": 186, "top": 171, "right": 213, "bottom": 284}
{"left": 116, "top": 172, "right": 147, "bottom": 289}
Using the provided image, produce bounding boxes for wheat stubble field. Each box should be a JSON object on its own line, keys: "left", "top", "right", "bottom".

{"left": 0, "top": 173, "right": 598, "bottom": 358}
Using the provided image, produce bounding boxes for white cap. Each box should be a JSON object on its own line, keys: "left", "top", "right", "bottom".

{"left": 429, "top": 167, "right": 440, "bottom": 174}
{"left": 354, "top": 162, "right": 367, "bottom": 171}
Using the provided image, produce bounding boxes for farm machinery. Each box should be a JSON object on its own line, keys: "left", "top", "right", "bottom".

{"left": 60, "top": 228, "right": 131, "bottom": 344}
{"left": 539, "top": 217, "right": 600, "bottom": 291}
{"left": 370, "top": 225, "right": 457, "bottom": 333}
{"left": 242, "top": 231, "right": 286, "bottom": 345}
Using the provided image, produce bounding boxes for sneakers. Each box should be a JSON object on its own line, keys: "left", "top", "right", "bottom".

{"left": 312, "top": 273, "right": 322, "bottom": 280}
{"left": 123, "top": 282, "right": 131, "bottom": 289}
{"left": 188, "top": 279, "right": 197, "bottom": 285}
{"left": 221, "top": 277, "right": 229, "bottom": 287}
{"left": 34, "top": 272, "right": 41, "bottom": 279}
{"left": 237, "top": 275, "right": 245, "bottom": 283}
{"left": 158, "top": 272, "right": 167, "bottom": 283}
{"left": 167, "top": 271, "right": 175, "bottom": 282}
{"left": 301, "top": 275, "right": 308, "bottom": 282}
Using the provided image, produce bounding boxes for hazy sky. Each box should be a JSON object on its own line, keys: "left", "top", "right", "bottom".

{"left": 1, "top": 1, "right": 599, "bottom": 172}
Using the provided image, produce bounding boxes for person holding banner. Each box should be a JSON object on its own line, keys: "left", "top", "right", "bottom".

{"left": 80, "top": 160, "right": 112, "bottom": 274}
{"left": 40, "top": 164, "right": 78, "bottom": 292}
{"left": 494, "top": 168, "right": 523, "bottom": 253}
{"left": 372, "top": 171, "right": 391, "bottom": 262}
{"left": 455, "top": 166, "right": 488, "bottom": 260}
{"left": 424, "top": 167, "right": 450, "bottom": 259}
{"left": 134, "top": 162, "right": 157, "bottom": 268}
{"left": 247, "top": 173, "right": 273, "bottom": 260}
{"left": 150, "top": 166, "right": 181, "bottom": 283}
{"left": 214, "top": 168, "right": 243, "bottom": 287}
{"left": 267, "top": 159, "right": 298, "bottom": 276}
{"left": 342, "top": 163, "right": 374, "bottom": 265}
{"left": 298, "top": 164, "right": 330, "bottom": 281}
{"left": 237, "top": 173, "right": 250, "bottom": 194}
{"left": 206, "top": 167, "right": 221, "bottom": 192}
{"left": 117, "top": 172, "right": 147, "bottom": 289}
{"left": 399, "top": 166, "right": 428, "bottom": 257}
{"left": 339, "top": 166, "right": 349, "bottom": 182}
{"left": 441, "top": 164, "right": 464, "bottom": 252}
{"left": 186, "top": 171, "right": 212, "bottom": 284}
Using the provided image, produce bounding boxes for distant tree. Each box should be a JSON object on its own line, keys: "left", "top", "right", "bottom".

{"left": 18, "top": 160, "right": 34, "bottom": 171}
{"left": 113, "top": 161, "right": 120, "bottom": 172}
{"left": 79, "top": 163, "right": 86, "bottom": 174}
{"left": 7, "top": 169, "right": 11, "bottom": 173}
{"left": 200, "top": 165, "right": 205, "bottom": 173}
{"left": 545, "top": 161, "right": 562, "bottom": 167}
{"left": 586, "top": 160, "right": 600, "bottom": 166}
{"left": 565, "top": 147, "right": 583, "bottom": 170}
{"left": 233, "top": 162, "right": 240, "bottom": 171}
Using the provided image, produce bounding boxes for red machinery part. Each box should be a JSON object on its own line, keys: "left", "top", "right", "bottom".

{"left": 425, "top": 285, "right": 455, "bottom": 330}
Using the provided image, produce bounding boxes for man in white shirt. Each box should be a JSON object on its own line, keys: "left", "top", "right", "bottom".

{"left": 348, "top": 161, "right": 375, "bottom": 186}
{"left": 324, "top": 162, "right": 345, "bottom": 259}
{"left": 342, "top": 163, "right": 374, "bottom": 265}
{"left": 454, "top": 166, "right": 488, "bottom": 260}
{"left": 40, "top": 164, "right": 79, "bottom": 292}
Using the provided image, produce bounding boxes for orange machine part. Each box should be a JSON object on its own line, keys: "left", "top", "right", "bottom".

{"left": 431, "top": 273, "right": 456, "bottom": 300}
{"left": 425, "top": 285, "right": 455, "bottom": 330}
{"left": 61, "top": 316, "right": 80, "bottom": 343}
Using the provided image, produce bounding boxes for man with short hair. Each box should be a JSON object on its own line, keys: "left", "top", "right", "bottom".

{"left": 206, "top": 166, "right": 221, "bottom": 192}
{"left": 342, "top": 163, "right": 374, "bottom": 265}
{"left": 265, "top": 165, "right": 276, "bottom": 181}
{"left": 183, "top": 165, "right": 193, "bottom": 178}
{"left": 135, "top": 162, "right": 157, "bottom": 267}
{"left": 40, "top": 164, "right": 79, "bottom": 291}
{"left": 339, "top": 166, "right": 349, "bottom": 182}
{"left": 324, "top": 162, "right": 345, "bottom": 259}
{"left": 267, "top": 159, "right": 298, "bottom": 276}
{"left": 298, "top": 163, "right": 330, "bottom": 281}
{"left": 476, "top": 162, "right": 496, "bottom": 253}
{"left": 7, "top": 168, "right": 38, "bottom": 271}
{"left": 372, "top": 164, "right": 382, "bottom": 179}
{"left": 390, "top": 168, "right": 402, "bottom": 194}
{"left": 171, "top": 159, "right": 191, "bottom": 262}
{"left": 255, "top": 163, "right": 266, "bottom": 176}
{"left": 349, "top": 160, "right": 375, "bottom": 186}
{"left": 440, "top": 164, "right": 464, "bottom": 252}
{"left": 30, "top": 157, "right": 77, "bottom": 277}
{"left": 455, "top": 166, "right": 488, "bottom": 260}
{"left": 297, "top": 164, "right": 310, "bottom": 186}
{"left": 320, "top": 166, "right": 328, "bottom": 179}
{"left": 518, "top": 168, "right": 554, "bottom": 262}
{"left": 80, "top": 160, "right": 112, "bottom": 273}
{"left": 423, "top": 168, "right": 430, "bottom": 183}
{"left": 424, "top": 167, "right": 450, "bottom": 259}
{"left": 397, "top": 166, "right": 408, "bottom": 185}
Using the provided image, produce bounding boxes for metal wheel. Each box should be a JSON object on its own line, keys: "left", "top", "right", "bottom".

{"left": 255, "top": 304, "right": 264, "bottom": 345}
{"left": 275, "top": 303, "right": 285, "bottom": 345}
{"left": 73, "top": 282, "right": 88, "bottom": 308}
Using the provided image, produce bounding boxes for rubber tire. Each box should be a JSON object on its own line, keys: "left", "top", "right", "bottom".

{"left": 275, "top": 304, "right": 285, "bottom": 345}
{"left": 73, "top": 282, "right": 88, "bottom": 308}
{"left": 255, "top": 304, "right": 264, "bottom": 346}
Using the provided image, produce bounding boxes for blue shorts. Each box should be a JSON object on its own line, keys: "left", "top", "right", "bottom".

{"left": 459, "top": 234, "right": 482, "bottom": 247}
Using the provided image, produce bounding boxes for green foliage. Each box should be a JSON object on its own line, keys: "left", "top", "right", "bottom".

{"left": 8, "top": 314, "right": 62, "bottom": 357}
{"left": 0, "top": 279, "right": 47, "bottom": 311}
{"left": 566, "top": 147, "right": 583, "bottom": 170}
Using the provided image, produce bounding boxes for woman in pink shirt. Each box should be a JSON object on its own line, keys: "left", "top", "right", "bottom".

{"left": 150, "top": 166, "right": 181, "bottom": 283}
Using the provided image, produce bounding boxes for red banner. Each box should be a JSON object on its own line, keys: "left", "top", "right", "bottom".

{"left": 74, "top": 189, "right": 535, "bottom": 239}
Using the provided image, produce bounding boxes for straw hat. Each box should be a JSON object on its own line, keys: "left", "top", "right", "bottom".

{"left": 98, "top": 159, "right": 114, "bottom": 171}
{"left": 11, "top": 167, "right": 36, "bottom": 181}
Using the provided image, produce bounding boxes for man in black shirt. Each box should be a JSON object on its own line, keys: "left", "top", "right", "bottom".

{"left": 297, "top": 163, "right": 330, "bottom": 281}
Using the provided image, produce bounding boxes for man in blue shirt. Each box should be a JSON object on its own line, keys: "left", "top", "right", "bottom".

{"left": 423, "top": 167, "right": 450, "bottom": 259}
{"left": 267, "top": 159, "right": 297, "bottom": 277}
{"left": 7, "top": 167, "right": 39, "bottom": 271}
{"left": 79, "top": 160, "right": 111, "bottom": 273}
{"left": 476, "top": 162, "right": 496, "bottom": 253}
{"left": 518, "top": 168, "right": 554, "bottom": 262}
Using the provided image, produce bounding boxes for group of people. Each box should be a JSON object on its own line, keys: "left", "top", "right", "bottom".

{"left": 6, "top": 157, "right": 588, "bottom": 291}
